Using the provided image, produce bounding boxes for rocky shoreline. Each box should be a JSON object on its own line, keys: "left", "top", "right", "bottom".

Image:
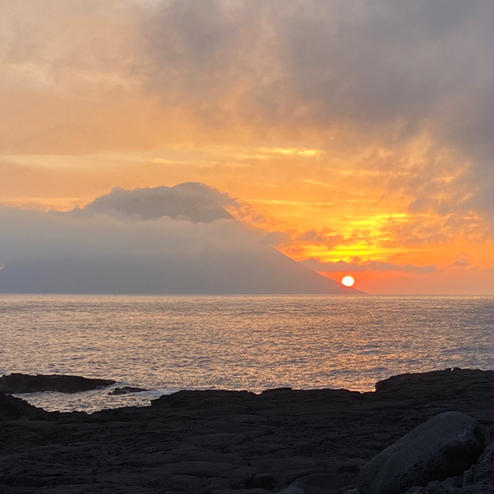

{"left": 0, "top": 373, "right": 116, "bottom": 394}
{"left": 0, "top": 368, "right": 492, "bottom": 493}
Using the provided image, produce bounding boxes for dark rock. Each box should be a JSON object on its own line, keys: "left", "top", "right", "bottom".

{"left": 261, "top": 387, "right": 293, "bottom": 394}
{"left": 0, "top": 368, "right": 492, "bottom": 493}
{"left": 0, "top": 391, "right": 47, "bottom": 420}
{"left": 337, "top": 458, "right": 365, "bottom": 474}
{"left": 405, "top": 434, "right": 493, "bottom": 493}
{"left": 462, "top": 430, "right": 493, "bottom": 490}
{"left": 249, "top": 472, "right": 276, "bottom": 489}
{"left": 151, "top": 389, "right": 255, "bottom": 410}
{"left": 405, "top": 475, "right": 462, "bottom": 493}
{"left": 108, "top": 386, "right": 147, "bottom": 395}
{"left": 410, "top": 428, "right": 494, "bottom": 493}
{"left": 374, "top": 368, "right": 494, "bottom": 402}
{"left": 0, "top": 373, "right": 116, "bottom": 394}
{"left": 212, "top": 489, "right": 273, "bottom": 494}
{"left": 280, "top": 486, "right": 306, "bottom": 494}
{"left": 358, "top": 411, "right": 486, "bottom": 494}
{"left": 288, "top": 472, "right": 339, "bottom": 493}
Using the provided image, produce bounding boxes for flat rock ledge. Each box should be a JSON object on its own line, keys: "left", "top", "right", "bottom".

{"left": 0, "top": 368, "right": 492, "bottom": 494}
{"left": 0, "top": 373, "right": 115, "bottom": 394}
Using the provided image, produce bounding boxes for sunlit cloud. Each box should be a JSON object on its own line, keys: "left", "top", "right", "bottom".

{"left": 303, "top": 258, "right": 438, "bottom": 275}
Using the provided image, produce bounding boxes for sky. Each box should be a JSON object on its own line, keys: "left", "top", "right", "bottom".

{"left": 0, "top": 0, "right": 492, "bottom": 294}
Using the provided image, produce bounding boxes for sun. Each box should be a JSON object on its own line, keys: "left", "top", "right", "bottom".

{"left": 341, "top": 275, "right": 355, "bottom": 287}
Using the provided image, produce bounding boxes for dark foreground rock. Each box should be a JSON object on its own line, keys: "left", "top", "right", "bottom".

{"left": 0, "top": 368, "right": 492, "bottom": 494}
{"left": 405, "top": 426, "right": 494, "bottom": 494}
{"left": 0, "top": 393, "right": 47, "bottom": 420}
{"left": 357, "top": 411, "right": 485, "bottom": 494}
{"left": 0, "top": 373, "right": 115, "bottom": 394}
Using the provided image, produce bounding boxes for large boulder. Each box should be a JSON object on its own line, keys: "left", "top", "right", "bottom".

{"left": 358, "top": 411, "right": 485, "bottom": 494}
{"left": 0, "top": 373, "right": 115, "bottom": 394}
{"left": 404, "top": 434, "right": 493, "bottom": 493}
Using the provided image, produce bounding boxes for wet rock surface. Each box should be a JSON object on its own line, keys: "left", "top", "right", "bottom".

{"left": 0, "top": 373, "right": 115, "bottom": 394}
{"left": 0, "top": 368, "right": 492, "bottom": 494}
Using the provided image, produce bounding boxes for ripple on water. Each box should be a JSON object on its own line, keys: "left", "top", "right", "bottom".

{"left": 0, "top": 294, "right": 492, "bottom": 412}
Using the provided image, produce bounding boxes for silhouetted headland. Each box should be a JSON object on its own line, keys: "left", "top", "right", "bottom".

{"left": 1, "top": 368, "right": 492, "bottom": 493}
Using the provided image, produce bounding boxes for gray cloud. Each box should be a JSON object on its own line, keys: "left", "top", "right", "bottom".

{"left": 304, "top": 258, "right": 438, "bottom": 274}
{"left": 73, "top": 182, "right": 235, "bottom": 222}
{"left": 0, "top": 184, "right": 357, "bottom": 294}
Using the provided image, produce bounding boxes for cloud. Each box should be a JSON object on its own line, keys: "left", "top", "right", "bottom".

{"left": 449, "top": 253, "right": 469, "bottom": 268}
{"left": 304, "top": 258, "right": 438, "bottom": 274}
{"left": 73, "top": 182, "right": 235, "bottom": 222}
{"left": 1, "top": 1, "right": 491, "bottom": 218}
{"left": 296, "top": 229, "right": 345, "bottom": 248}
{"left": 139, "top": 0, "right": 492, "bottom": 214}
{"left": 382, "top": 212, "right": 491, "bottom": 247}
{"left": 0, "top": 183, "right": 356, "bottom": 294}
{"left": 260, "top": 228, "right": 346, "bottom": 249}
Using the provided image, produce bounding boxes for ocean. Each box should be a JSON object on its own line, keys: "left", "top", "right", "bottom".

{"left": 1, "top": 294, "right": 492, "bottom": 412}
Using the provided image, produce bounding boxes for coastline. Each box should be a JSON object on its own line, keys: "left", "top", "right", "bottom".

{"left": 1, "top": 368, "right": 492, "bottom": 493}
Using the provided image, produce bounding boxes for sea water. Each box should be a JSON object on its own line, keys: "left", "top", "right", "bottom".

{"left": 0, "top": 294, "right": 492, "bottom": 412}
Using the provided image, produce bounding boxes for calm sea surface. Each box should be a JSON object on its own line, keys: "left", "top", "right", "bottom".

{"left": 0, "top": 294, "right": 492, "bottom": 412}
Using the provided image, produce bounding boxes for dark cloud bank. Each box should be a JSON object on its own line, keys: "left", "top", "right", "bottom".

{"left": 0, "top": 183, "right": 357, "bottom": 294}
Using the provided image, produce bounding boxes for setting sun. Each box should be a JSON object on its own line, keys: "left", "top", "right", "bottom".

{"left": 341, "top": 275, "right": 355, "bottom": 287}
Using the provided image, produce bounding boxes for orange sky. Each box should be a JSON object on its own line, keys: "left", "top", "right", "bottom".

{"left": 0, "top": 0, "right": 492, "bottom": 294}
